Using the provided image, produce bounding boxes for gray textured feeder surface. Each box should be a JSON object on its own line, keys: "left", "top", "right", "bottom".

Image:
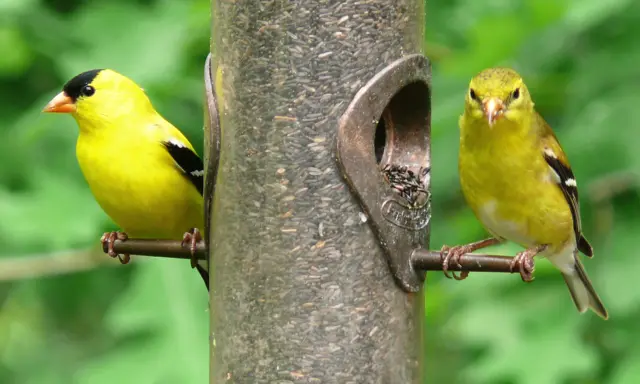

{"left": 208, "top": 1, "right": 426, "bottom": 382}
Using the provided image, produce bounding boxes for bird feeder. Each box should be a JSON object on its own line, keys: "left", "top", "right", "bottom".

{"left": 205, "top": 1, "right": 429, "bottom": 382}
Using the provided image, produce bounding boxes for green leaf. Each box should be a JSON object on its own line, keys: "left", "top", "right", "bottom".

{"left": 0, "top": 25, "right": 32, "bottom": 75}
{"left": 0, "top": 171, "right": 106, "bottom": 255}
{"left": 58, "top": 2, "right": 193, "bottom": 85}
{"left": 74, "top": 259, "right": 209, "bottom": 383}
{"left": 611, "top": 348, "right": 640, "bottom": 384}
{"left": 453, "top": 288, "right": 598, "bottom": 384}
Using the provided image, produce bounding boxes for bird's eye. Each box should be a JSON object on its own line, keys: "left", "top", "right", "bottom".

{"left": 512, "top": 88, "right": 520, "bottom": 100}
{"left": 81, "top": 85, "right": 95, "bottom": 97}
{"left": 469, "top": 89, "right": 477, "bottom": 101}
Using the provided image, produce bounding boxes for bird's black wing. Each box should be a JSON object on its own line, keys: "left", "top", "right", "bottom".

{"left": 162, "top": 139, "right": 204, "bottom": 196}
{"left": 543, "top": 147, "right": 593, "bottom": 257}
{"left": 163, "top": 139, "right": 209, "bottom": 290}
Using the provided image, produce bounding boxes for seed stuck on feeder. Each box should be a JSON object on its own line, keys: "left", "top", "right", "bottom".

{"left": 381, "top": 164, "right": 430, "bottom": 207}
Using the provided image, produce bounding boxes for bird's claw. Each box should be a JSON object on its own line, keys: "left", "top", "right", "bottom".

{"left": 439, "top": 244, "right": 470, "bottom": 281}
{"left": 510, "top": 250, "right": 536, "bottom": 282}
{"left": 182, "top": 228, "right": 202, "bottom": 269}
{"left": 100, "top": 231, "right": 130, "bottom": 264}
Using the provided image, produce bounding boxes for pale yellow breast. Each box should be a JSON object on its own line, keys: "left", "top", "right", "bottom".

{"left": 459, "top": 126, "right": 573, "bottom": 250}
{"left": 76, "top": 131, "right": 203, "bottom": 240}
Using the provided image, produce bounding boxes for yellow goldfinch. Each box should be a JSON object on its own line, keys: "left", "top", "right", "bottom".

{"left": 442, "top": 67, "right": 607, "bottom": 319}
{"left": 42, "top": 69, "right": 208, "bottom": 289}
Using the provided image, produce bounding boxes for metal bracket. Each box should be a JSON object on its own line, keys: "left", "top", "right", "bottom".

{"left": 336, "top": 54, "right": 432, "bottom": 292}
{"left": 203, "top": 53, "right": 221, "bottom": 249}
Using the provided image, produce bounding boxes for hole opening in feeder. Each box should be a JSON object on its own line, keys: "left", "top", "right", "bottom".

{"left": 375, "top": 81, "right": 430, "bottom": 169}
{"left": 375, "top": 81, "right": 431, "bottom": 206}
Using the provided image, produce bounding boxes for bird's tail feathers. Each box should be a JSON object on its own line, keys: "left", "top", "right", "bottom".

{"left": 577, "top": 234, "right": 593, "bottom": 258}
{"left": 196, "top": 261, "right": 209, "bottom": 291}
{"left": 561, "top": 255, "right": 608, "bottom": 319}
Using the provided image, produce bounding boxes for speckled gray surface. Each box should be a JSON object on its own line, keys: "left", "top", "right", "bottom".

{"left": 208, "top": 1, "right": 427, "bottom": 382}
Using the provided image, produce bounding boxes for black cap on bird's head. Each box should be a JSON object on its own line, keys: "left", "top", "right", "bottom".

{"left": 63, "top": 69, "right": 103, "bottom": 101}
{"left": 43, "top": 68, "right": 152, "bottom": 119}
{"left": 43, "top": 69, "right": 104, "bottom": 113}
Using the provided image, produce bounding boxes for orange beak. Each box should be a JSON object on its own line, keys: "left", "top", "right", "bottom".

{"left": 482, "top": 98, "right": 504, "bottom": 127}
{"left": 43, "top": 92, "right": 76, "bottom": 113}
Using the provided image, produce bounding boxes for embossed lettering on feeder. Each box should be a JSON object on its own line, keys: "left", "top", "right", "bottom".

{"left": 381, "top": 199, "right": 430, "bottom": 230}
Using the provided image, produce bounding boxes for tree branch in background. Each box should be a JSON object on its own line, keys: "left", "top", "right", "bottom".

{"left": 0, "top": 249, "right": 117, "bottom": 282}
{"left": 587, "top": 170, "right": 640, "bottom": 203}
{"left": 0, "top": 239, "right": 207, "bottom": 282}
{"left": 587, "top": 170, "right": 640, "bottom": 239}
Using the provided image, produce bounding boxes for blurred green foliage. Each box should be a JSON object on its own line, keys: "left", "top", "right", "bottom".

{"left": 0, "top": 0, "right": 209, "bottom": 383}
{"left": 0, "top": 0, "right": 638, "bottom": 383}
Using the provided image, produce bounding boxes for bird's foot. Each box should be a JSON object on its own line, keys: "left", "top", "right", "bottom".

{"left": 509, "top": 245, "right": 546, "bottom": 282}
{"left": 439, "top": 238, "right": 501, "bottom": 281}
{"left": 100, "top": 231, "right": 130, "bottom": 264}
{"left": 182, "top": 228, "right": 202, "bottom": 269}
{"left": 439, "top": 244, "right": 470, "bottom": 281}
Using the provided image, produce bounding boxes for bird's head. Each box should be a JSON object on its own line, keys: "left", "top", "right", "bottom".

{"left": 464, "top": 67, "right": 534, "bottom": 129}
{"left": 43, "top": 69, "right": 153, "bottom": 128}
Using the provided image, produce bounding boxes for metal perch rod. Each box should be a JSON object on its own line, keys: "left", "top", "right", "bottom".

{"left": 411, "top": 249, "right": 515, "bottom": 273}
{"left": 103, "top": 238, "right": 517, "bottom": 273}
{"left": 102, "top": 239, "right": 207, "bottom": 260}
